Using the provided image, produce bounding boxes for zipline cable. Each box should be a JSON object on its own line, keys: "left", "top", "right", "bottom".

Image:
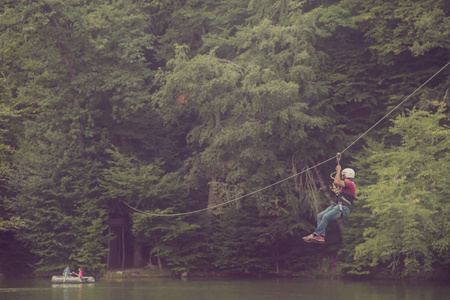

{"left": 339, "top": 60, "right": 450, "bottom": 155}
{"left": 122, "top": 60, "right": 450, "bottom": 217}
{"left": 121, "top": 156, "right": 337, "bottom": 217}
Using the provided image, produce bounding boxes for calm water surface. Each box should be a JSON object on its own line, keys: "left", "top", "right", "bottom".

{"left": 0, "top": 278, "right": 449, "bottom": 300}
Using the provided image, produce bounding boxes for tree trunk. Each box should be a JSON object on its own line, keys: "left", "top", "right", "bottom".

{"left": 205, "top": 111, "right": 221, "bottom": 225}
{"left": 206, "top": 175, "right": 217, "bottom": 225}
{"left": 121, "top": 225, "right": 125, "bottom": 269}
{"left": 154, "top": 239, "right": 163, "bottom": 271}
{"left": 157, "top": 255, "right": 163, "bottom": 271}
{"left": 107, "top": 226, "right": 111, "bottom": 269}
{"left": 133, "top": 239, "right": 144, "bottom": 268}
{"left": 275, "top": 241, "right": 280, "bottom": 274}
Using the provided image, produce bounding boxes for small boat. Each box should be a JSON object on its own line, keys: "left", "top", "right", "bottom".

{"left": 51, "top": 275, "right": 95, "bottom": 283}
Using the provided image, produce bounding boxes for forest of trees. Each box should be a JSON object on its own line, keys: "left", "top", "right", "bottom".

{"left": 0, "top": 0, "right": 449, "bottom": 279}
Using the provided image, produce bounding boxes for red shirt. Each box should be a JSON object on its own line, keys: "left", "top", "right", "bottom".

{"left": 340, "top": 180, "right": 356, "bottom": 197}
{"left": 336, "top": 180, "right": 356, "bottom": 207}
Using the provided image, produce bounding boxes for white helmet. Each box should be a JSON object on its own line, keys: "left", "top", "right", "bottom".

{"left": 341, "top": 168, "right": 355, "bottom": 179}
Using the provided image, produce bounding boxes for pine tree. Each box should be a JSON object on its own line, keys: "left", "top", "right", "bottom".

{"left": 347, "top": 102, "right": 450, "bottom": 278}
{"left": 1, "top": 0, "right": 155, "bottom": 274}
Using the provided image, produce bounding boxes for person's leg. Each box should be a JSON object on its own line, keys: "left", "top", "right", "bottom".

{"left": 316, "top": 205, "right": 335, "bottom": 232}
{"left": 314, "top": 205, "right": 348, "bottom": 237}
{"left": 303, "top": 205, "right": 335, "bottom": 243}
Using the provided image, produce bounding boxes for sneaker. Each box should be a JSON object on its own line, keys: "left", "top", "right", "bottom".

{"left": 302, "top": 233, "right": 315, "bottom": 243}
{"left": 310, "top": 234, "right": 325, "bottom": 244}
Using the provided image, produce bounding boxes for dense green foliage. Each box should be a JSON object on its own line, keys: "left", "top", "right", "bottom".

{"left": 0, "top": 0, "right": 448, "bottom": 279}
{"left": 344, "top": 104, "right": 450, "bottom": 278}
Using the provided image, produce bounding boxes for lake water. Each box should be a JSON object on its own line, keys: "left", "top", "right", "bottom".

{"left": 0, "top": 278, "right": 449, "bottom": 300}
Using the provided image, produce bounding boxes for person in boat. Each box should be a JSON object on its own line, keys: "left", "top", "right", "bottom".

{"left": 302, "top": 164, "right": 356, "bottom": 244}
{"left": 62, "top": 266, "right": 71, "bottom": 278}
{"left": 75, "top": 268, "right": 83, "bottom": 279}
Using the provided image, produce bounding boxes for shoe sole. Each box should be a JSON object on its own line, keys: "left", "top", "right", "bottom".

{"left": 302, "top": 238, "right": 313, "bottom": 243}
{"left": 310, "top": 239, "right": 325, "bottom": 244}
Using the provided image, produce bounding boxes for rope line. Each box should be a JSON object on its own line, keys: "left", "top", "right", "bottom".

{"left": 121, "top": 156, "right": 336, "bottom": 217}
{"left": 123, "top": 61, "right": 450, "bottom": 217}
{"left": 340, "top": 60, "right": 450, "bottom": 155}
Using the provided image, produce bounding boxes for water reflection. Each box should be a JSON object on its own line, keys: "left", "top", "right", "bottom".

{"left": 51, "top": 284, "right": 95, "bottom": 288}
{"left": 1, "top": 278, "right": 449, "bottom": 300}
{"left": 50, "top": 282, "right": 95, "bottom": 300}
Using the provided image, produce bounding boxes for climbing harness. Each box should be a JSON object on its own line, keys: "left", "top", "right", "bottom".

{"left": 329, "top": 153, "right": 349, "bottom": 219}
{"left": 122, "top": 61, "right": 450, "bottom": 217}
{"left": 330, "top": 184, "right": 352, "bottom": 219}
{"left": 337, "top": 196, "right": 352, "bottom": 219}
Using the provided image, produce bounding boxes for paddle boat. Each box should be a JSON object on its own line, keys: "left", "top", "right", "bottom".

{"left": 51, "top": 275, "right": 95, "bottom": 283}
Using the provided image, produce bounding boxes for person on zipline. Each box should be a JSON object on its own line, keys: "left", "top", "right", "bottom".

{"left": 303, "top": 164, "right": 356, "bottom": 244}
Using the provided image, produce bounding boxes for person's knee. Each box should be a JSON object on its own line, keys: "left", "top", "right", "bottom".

{"left": 323, "top": 211, "right": 338, "bottom": 222}
{"left": 317, "top": 210, "right": 327, "bottom": 219}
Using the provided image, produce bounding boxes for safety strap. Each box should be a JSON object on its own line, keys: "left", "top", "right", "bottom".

{"left": 337, "top": 196, "right": 351, "bottom": 219}
{"left": 339, "top": 195, "right": 352, "bottom": 206}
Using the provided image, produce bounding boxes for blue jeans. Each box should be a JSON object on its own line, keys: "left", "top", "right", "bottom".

{"left": 314, "top": 204, "right": 350, "bottom": 236}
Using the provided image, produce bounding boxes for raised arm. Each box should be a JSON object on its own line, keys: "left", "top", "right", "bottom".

{"left": 334, "top": 164, "right": 345, "bottom": 187}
